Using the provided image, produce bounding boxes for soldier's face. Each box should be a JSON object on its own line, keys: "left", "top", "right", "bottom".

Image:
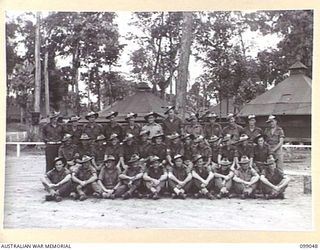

{"left": 98, "top": 140, "right": 104, "bottom": 146}
{"left": 131, "top": 161, "right": 139, "bottom": 168}
{"left": 173, "top": 138, "right": 179, "bottom": 144}
{"left": 257, "top": 137, "right": 264, "bottom": 146}
{"left": 106, "top": 160, "right": 115, "bottom": 169}
{"left": 229, "top": 117, "right": 235, "bottom": 124}
{"left": 249, "top": 119, "right": 255, "bottom": 126}
{"left": 241, "top": 163, "right": 249, "bottom": 170}
{"left": 209, "top": 117, "right": 216, "bottom": 123}
{"left": 270, "top": 120, "right": 277, "bottom": 128}
{"left": 155, "top": 137, "right": 162, "bottom": 144}
{"left": 151, "top": 161, "right": 160, "bottom": 169}
{"left": 72, "top": 121, "right": 78, "bottom": 126}
{"left": 82, "top": 140, "right": 90, "bottom": 146}
{"left": 111, "top": 138, "right": 118, "bottom": 145}
{"left": 88, "top": 116, "right": 95, "bottom": 122}
{"left": 175, "top": 158, "right": 183, "bottom": 167}
{"left": 185, "top": 138, "right": 191, "bottom": 144}
{"left": 196, "top": 158, "right": 204, "bottom": 167}
{"left": 141, "top": 134, "right": 148, "bottom": 141}
{"left": 55, "top": 160, "right": 64, "bottom": 171}
{"left": 148, "top": 116, "right": 155, "bottom": 123}
{"left": 126, "top": 139, "right": 133, "bottom": 145}
{"left": 168, "top": 109, "right": 174, "bottom": 117}
{"left": 128, "top": 117, "right": 134, "bottom": 124}
{"left": 221, "top": 164, "right": 230, "bottom": 171}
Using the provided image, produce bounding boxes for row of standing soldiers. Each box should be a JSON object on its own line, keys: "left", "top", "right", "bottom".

{"left": 41, "top": 107, "right": 289, "bottom": 201}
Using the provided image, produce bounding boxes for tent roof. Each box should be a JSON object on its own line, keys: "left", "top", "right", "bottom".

{"left": 239, "top": 66, "right": 311, "bottom": 116}
{"left": 80, "top": 90, "right": 170, "bottom": 122}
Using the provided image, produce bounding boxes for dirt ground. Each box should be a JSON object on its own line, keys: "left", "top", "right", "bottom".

{"left": 3, "top": 150, "right": 312, "bottom": 230}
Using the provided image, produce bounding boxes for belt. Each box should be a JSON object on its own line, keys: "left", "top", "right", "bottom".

{"left": 47, "top": 141, "right": 62, "bottom": 145}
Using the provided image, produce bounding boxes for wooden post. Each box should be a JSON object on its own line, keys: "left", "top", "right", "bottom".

{"left": 303, "top": 175, "right": 312, "bottom": 194}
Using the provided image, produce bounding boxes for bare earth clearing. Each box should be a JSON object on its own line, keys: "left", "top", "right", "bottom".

{"left": 4, "top": 148, "right": 312, "bottom": 230}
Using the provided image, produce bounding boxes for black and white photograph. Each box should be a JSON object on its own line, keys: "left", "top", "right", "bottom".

{"left": 4, "top": 10, "right": 312, "bottom": 230}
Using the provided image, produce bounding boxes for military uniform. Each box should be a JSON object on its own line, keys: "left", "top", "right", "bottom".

{"left": 233, "top": 167, "right": 259, "bottom": 194}
{"left": 120, "top": 165, "right": 143, "bottom": 195}
{"left": 92, "top": 143, "right": 107, "bottom": 165}
{"left": 44, "top": 167, "right": 72, "bottom": 197}
{"left": 167, "top": 142, "right": 184, "bottom": 158}
{"left": 218, "top": 145, "right": 238, "bottom": 162}
{"left": 237, "top": 143, "right": 253, "bottom": 159}
{"left": 72, "top": 163, "right": 100, "bottom": 195}
{"left": 83, "top": 123, "right": 103, "bottom": 141}
{"left": 185, "top": 124, "right": 204, "bottom": 137}
{"left": 211, "top": 145, "right": 220, "bottom": 164}
{"left": 104, "top": 123, "right": 123, "bottom": 141}
{"left": 222, "top": 124, "right": 244, "bottom": 142}
{"left": 243, "top": 126, "right": 262, "bottom": 143}
{"left": 264, "top": 126, "right": 285, "bottom": 170}
{"left": 58, "top": 144, "right": 79, "bottom": 165}
{"left": 149, "top": 143, "right": 168, "bottom": 161}
{"left": 63, "top": 125, "right": 83, "bottom": 146}
{"left": 78, "top": 143, "right": 94, "bottom": 158}
{"left": 145, "top": 165, "right": 167, "bottom": 192}
{"left": 168, "top": 164, "right": 192, "bottom": 193}
{"left": 213, "top": 166, "right": 233, "bottom": 193}
{"left": 105, "top": 143, "right": 124, "bottom": 163}
{"left": 42, "top": 123, "right": 64, "bottom": 172}
{"left": 162, "top": 117, "right": 183, "bottom": 135}
{"left": 193, "top": 144, "right": 212, "bottom": 163}
{"left": 122, "top": 142, "right": 139, "bottom": 163}
{"left": 183, "top": 143, "right": 194, "bottom": 161}
{"left": 252, "top": 143, "right": 271, "bottom": 173}
{"left": 261, "top": 167, "right": 287, "bottom": 196}
{"left": 192, "top": 165, "right": 214, "bottom": 191}
{"left": 203, "top": 123, "right": 222, "bottom": 139}
{"left": 138, "top": 141, "right": 152, "bottom": 159}
{"left": 141, "top": 123, "right": 163, "bottom": 139}
{"left": 123, "top": 124, "right": 141, "bottom": 138}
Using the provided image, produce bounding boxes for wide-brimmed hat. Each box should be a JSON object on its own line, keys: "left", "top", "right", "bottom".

{"left": 152, "top": 132, "right": 165, "bottom": 142}
{"left": 253, "top": 134, "right": 266, "bottom": 144}
{"left": 125, "top": 112, "right": 137, "bottom": 120}
{"left": 181, "top": 133, "right": 194, "bottom": 141}
{"left": 248, "top": 114, "right": 256, "bottom": 120}
{"left": 164, "top": 106, "right": 175, "bottom": 115}
{"left": 80, "top": 133, "right": 91, "bottom": 140}
{"left": 220, "top": 158, "right": 232, "bottom": 166}
{"left": 194, "top": 135, "right": 205, "bottom": 143}
{"left": 62, "top": 133, "right": 73, "bottom": 142}
{"left": 48, "top": 111, "right": 60, "bottom": 119}
{"left": 193, "top": 154, "right": 204, "bottom": 163}
{"left": 78, "top": 155, "right": 93, "bottom": 163}
{"left": 144, "top": 111, "right": 159, "bottom": 120}
{"left": 85, "top": 111, "right": 98, "bottom": 120}
{"left": 106, "top": 111, "right": 119, "bottom": 119}
{"left": 68, "top": 115, "right": 81, "bottom": 123}
{"left": 266, "top": 115, "right": 276, "bottom": 123}
{"left": 208, "top": 135, "right": 220, "bottom": 143}
{"left": 227, "top": 113, "right": 235, "bottom": 120}
{"left": 167, "top": 132, "right": 181, "bottom": 140}
{"left": 123, "top": 133, "right": 134, "bottom": 142}
{"left": 95, "top": 134, "right": 106, "bottom": 142}
{"left": 53, "top": 156, "right": 64, "bottom": 164}
{"left": 186, "top": 113, "right": 199, "bottom": 122}
{"left": 128, "top": 154, "right": 140, "bottom": 163}
{"left": 238, "top": 134, "right": 249, "bottom": 142}
{"left": 239, "top": 155, "right": 250, "bottom": 164}
{"left": 221, "top": 134, "right": 232, "bottom": 142}
{"left": 173, "top": 154, "right": 183, "bottom": 161}
{"left": 149, "top": 155, "right": 161, "bottom": 163}
{"left": 139, "top": 130, "right": 150, "bottom": 137}
{"left": 103, "top": 154, "right": 116, "bottom": 162}
{"left": 206, "top": 112, "right": 217, "bottom": 119}
{"left": 108, "top": 133, "right": 119, "bottom": 141}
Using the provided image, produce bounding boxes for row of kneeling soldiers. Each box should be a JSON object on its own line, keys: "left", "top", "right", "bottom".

{"left": 41, "top": 151, "right": 290, "bottom": 202}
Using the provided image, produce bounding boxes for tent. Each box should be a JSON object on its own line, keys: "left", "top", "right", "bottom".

{"left": 238, "top": 61, "right": 312, "bottom": 141}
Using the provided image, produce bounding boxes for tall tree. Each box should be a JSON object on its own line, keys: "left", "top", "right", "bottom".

{"left": 176, "top": 12, "right": 193, "bottom": 119}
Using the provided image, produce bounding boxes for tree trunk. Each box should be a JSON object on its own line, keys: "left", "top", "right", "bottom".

{"left": 44, "top": 50, "right": 50, "bottom": 116}
{"left": 73, "top": 43, "right": 80, "bottom": 115}
{"left": 34, "top": 12, "right": 41, "bottom": 113}
{"left": 176, "top": 12, "right": 193, "bottom": 120}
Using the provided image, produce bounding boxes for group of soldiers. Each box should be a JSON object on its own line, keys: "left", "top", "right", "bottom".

{"left": 40, "top": 106, "right": 290, "bottom": 202}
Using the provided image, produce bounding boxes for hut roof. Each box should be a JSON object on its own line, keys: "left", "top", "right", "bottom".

{"left": 210, "top": 97, "right": 240, "bottom": 118}
{"left": 82, "top": 82, "right": 170, "bottom": 122}
{"left": 238, "top": 61, "right": 311, "bottom": 117}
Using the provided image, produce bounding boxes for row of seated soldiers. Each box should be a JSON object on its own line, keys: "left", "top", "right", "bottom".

{"left": 41, "top": 152, "right": 290, "bottom": 202}
{"left": 41, "top": 118, "right": 290, "bottom": 202}
{"left": 42, "top": 106, "right": 285, "bottom": 174}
